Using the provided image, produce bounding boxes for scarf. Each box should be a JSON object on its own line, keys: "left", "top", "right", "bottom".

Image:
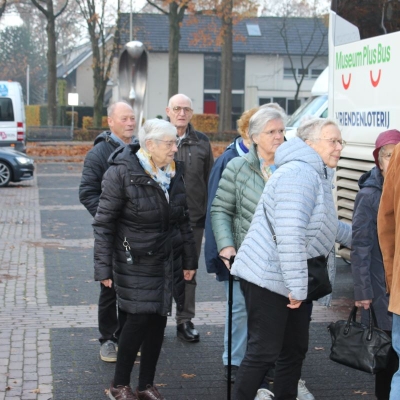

{"left": 258, "top": 152, "right": 277, "bottom": 182}
{"left": 136, "top": 148, "right": 176, "bottom": 202}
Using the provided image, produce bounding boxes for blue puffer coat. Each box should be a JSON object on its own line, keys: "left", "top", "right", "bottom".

{"left": 231, "top": 137, "right": 351, "bottom": 304}
{"left": 205, "top": 137, "right": 241, "bottom": 281}
{"left": 351, "top": 166, "right": 392, "bottom": 330}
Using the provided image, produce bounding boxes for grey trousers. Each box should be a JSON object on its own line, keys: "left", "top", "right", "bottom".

{"left": 175, "top": 226, "right": 203, "bottom": 325}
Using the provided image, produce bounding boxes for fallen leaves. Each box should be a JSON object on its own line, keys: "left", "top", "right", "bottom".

{"left": 30, "top": 388, "right": 40, "bottom": 393}
{"left": 314, "top": 347, "right": 325, "bottom": 351}
{"left": 181, "top": 373, "right": 196, "bottom": 379}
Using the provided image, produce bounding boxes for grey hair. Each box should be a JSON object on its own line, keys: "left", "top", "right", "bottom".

{"left": 138, "top": 118, "right": 177, "bottom": 152}
{"left": 249, "top": 107, "right": 287, "bottom": 141}
{"left": 296, "top": 118, "right": 338, "bottom": 142}
{"left": 168, "top": 93, "right": 193, "bottom": 108}
{"left": 107, "top": 101, "right": 132, "bottom": 117}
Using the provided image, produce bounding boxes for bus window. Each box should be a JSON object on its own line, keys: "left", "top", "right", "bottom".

{"left": 0, "top": 98, "right": 14, "bottom": 122}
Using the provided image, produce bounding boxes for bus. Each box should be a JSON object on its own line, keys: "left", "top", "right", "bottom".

{"left": 329, "top": 0, "right": 400, "bottom": 259}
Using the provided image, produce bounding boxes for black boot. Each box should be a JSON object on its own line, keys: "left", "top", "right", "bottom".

{"left": 177, "top": 321, "right": 200, "bottom": 342}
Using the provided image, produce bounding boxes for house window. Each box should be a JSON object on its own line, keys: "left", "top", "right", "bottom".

{"left": 259, "top": 97, "right": 300, "bottom": 115}
{"left": 204, "top": 54, "right": 245, "bottom": 90}
{"left": 246, "top": 23, "right": 261, "bottom": 36}
{"left": 311, "top": 68, "right": 324, "bottom": 78}
{"left": 203, "top": 54, "right": 245, "bottom": 129}
{"left": 204, "top": 92, "right": 244, "bottom": 129}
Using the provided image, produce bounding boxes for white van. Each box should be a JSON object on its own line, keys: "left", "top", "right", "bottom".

{"left": 285, "top": 67, "right": 329, "bottom": 139}
{"left": 0, "top": 81, "right": 26, "bottom": 153}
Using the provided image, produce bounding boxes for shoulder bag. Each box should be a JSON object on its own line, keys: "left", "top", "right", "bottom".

{"left": 263, "top": 204, "right": 332, "bottom": 301}
{"left": 327, "top": 305, "right": 392, "bottom": 374}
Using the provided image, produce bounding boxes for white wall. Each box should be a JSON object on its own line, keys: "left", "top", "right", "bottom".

{"left": 245, "top": 54, "right": 328, "bottom": 109}
{"left": 144, "top": 52, "right": 204, "bottom": 119}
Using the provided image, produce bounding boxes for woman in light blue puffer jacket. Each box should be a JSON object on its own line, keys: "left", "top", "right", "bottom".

{"left": 231, "top": 118, "right": 351, "bottom": 400}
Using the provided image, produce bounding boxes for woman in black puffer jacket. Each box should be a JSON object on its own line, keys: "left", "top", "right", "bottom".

{"left": 93, "top": 118, "right": 198, "bottom": 400}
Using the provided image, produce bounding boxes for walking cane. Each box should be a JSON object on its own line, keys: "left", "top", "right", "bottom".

{"left": 220, "top": 255, "right": 235, "bottom": 400}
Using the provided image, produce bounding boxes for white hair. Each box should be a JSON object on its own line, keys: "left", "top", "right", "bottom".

{"left": 168, "top": 93, "right": 193, "bottom": 108}
{"left": 138, "top": 119, "right": 177, "bottom": 151}
{"left": 296, "top": 118, "right": 339, "bottom": 142}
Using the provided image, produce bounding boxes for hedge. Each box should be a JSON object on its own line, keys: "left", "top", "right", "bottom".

{"left": 191, "top": 114, "right": 219, "bottom": 133}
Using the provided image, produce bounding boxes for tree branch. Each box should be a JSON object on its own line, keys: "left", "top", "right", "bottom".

{"left": 55, "top": 0, "right": 69, "bottom": 19}
{"left": 146, "top": 0, "right": 168, "bottom": 15}
{"left": 30, "top": 0, "right": 48, "bottom": 17}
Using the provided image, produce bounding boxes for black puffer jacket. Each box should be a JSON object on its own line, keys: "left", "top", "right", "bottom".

{"left": 79, "top": 131, "right": 123, "bottom": 217}
{"left": 92, "top": 144, "right": 198, "bottom": 315}
{"left": 351, "top": 166, "right": 392, "bottom": 330}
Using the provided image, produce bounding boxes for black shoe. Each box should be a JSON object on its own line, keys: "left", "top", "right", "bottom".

{"left": 177, "top": 321, "right": 200, "bottom": 342}
{"left": 224, "top": 365, "right": 239, "bottom": 383}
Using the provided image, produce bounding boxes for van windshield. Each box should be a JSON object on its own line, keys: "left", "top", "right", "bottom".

{"left": 0, "top": 98, "right": 15, "bottom": 122}
{"left": 287, "top": 95, "right": 328, "bottom": 128}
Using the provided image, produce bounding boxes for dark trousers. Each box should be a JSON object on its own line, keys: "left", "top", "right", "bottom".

{"left": 233, "top": 279, "right": 309, "bottom": 400}
{"left": 98, "top": 283, "right": 120, "bottom": 344}
{"left": 175, "top": 227, "right": 203, "bottom": 325}
{"left": 376, "top": 331, "right": 399, "bottom": 400}
{"left": 113, "top": 313, "right": 167, "bottom": 389}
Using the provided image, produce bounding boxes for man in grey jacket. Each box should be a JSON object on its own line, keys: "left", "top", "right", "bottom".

{"left": 166, "top": 93, "right": 214, "bottom": 342}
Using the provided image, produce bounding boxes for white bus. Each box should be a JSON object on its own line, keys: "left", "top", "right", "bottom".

{"left": 329, "top": 0, "right": 400, "bottom": 259}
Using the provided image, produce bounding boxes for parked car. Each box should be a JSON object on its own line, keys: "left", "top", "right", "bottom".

{"left": 0, "top": 147, "right": 34, "bottom": 187}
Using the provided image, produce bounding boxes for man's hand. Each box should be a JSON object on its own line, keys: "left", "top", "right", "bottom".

{"left": 183, "top": 270, "right": 196, "bottom": 281}
{"left": 287, "top": 292, "right": 303, "bottom": 309}
{"left": 219, "top": 247, "right": 236, "bottom": 270}
{"left": 101, "top": 279, "right": 112, "bottom": 288}
{"left": 355, "top": 299, "right": 372, "bottom": 309}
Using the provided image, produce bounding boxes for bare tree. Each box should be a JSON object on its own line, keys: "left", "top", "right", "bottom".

{"left": 30, "top": 0, "right": 68, "bottom": 126}
{"left": 146, "top": 0, "right": 191, "bottom": 100}
{"left": 218, "top": 0, "right": 233, "bottom": 132}
{"left": 279, "top": 16, "right": 328, "bottom": 109}
{"left": 76, "top": 0, "right": 121, "bottom": 127}
{"left": 0, "top": 0, "right": 7, "bottom": 18}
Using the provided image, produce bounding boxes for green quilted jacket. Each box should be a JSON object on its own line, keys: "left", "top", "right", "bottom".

{"left": 211, "top": 144, "right": 265, "bottom": 252}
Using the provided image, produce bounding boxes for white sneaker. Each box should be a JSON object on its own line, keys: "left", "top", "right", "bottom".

{"left": 255, "top": 388, "right": 275, "bottom": 400}
{"left": 297, "top": 379, "right": 315, "bottom": 400}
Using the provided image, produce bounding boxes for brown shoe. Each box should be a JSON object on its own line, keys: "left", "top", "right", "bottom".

{"left": 109, "top": 381, "right": 137, "bottom": 400}
{"left": 135, "top": 385, "right": 165, "bottom": 400}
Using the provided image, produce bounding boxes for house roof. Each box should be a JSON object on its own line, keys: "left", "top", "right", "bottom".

{"left": 119, "top": 13, "right": 328, "bottom": 56}
{"left": 57, "top": 34, "right": 114, "bottom": 79}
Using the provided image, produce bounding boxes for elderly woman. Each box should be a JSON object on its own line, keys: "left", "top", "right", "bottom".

{"left": 211, "top": 106, "right": 300, "bottom": 398}
{"left": 231, "top": 118, "right": 352, "bottom": 400}
{"left": 205, "top": 105, "right": 266, "bottom": 382}
{"left": 93, "top": 118, "right": 197, "bottom": 400}
{"left": 351, "top": 130, "right": 400, "bottom": 400}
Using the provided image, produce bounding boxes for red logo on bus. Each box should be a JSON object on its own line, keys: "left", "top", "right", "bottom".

{"left": 370, "top": 70, "right": 381, "bottom": 87}
{"left": 0, "top": 132, "right": 7, "bottom": 139}
{"left": 342, "top": 74, "right": 351, "bottom": 90}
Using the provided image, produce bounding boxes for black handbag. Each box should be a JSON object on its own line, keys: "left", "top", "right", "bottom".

{"left": 327, "top": 305, "right": 392, "bottom": 374}
{"left": 263, "top": 205, "right": 332, "bottom": 301}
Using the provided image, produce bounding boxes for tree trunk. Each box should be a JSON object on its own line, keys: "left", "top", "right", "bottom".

{"left": 168, "top": 3, "right": 181, "bottom": 101}
{"left": 218, "top": 0, "right": 233, "bottom": 132}
{"left": 46, "top": 0, "right": 57, "bottom": 126}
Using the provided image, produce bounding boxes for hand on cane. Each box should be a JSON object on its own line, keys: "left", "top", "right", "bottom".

{"left": 219, "top": 246, "right": 236, "bottom": 270}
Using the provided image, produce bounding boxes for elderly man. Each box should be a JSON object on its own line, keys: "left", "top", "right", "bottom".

{"left": 79, "top": 101, "right": 136, "bottom": 362}
{"left": 166, "top": 93, "right": 214, "bottom": 342}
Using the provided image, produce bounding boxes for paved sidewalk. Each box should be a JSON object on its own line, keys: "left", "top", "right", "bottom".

{"left": 0, "top": 162, "right": 377, "bottom": 399}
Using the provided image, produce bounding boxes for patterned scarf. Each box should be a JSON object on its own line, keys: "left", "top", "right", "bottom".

{"left": 258, "top": 153, "right": 277, "bottom": 182}
{"left": 136, "top": 148, "right": 176, "bottom": 202}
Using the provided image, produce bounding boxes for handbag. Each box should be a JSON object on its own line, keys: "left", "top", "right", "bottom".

{"left": 263, "top": 204, "right": 332, "bottom": 301}
{"left": 327, "top": 305, "right": 392, "bottom": 374}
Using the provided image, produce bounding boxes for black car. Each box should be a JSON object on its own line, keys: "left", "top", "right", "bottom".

{"left": 0, "top": 147, "right": 34, "bottom": 187}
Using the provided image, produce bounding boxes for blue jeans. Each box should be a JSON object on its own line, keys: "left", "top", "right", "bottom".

{"left": 223, "top": 279, "right": 248, "bottom": 366}
{"left": 390, "top": 313, "right": 400, "bottom": 400}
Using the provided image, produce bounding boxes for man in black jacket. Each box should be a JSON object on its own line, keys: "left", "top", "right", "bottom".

{"left": 166, "top": 93, "right": 214, "bottom": 342}
{"left": 79, "top": 101, "right": 136, "bottom": 362}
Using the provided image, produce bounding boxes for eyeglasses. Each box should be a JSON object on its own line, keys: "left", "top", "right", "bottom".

{"left": 171, "top": 106, "right": 193, "bottom": 114}
{"left": 316, "top": 138, "right": 346, "bottom": 148}
{"left": 155, "top": 139, "right": 180, "bottom": 148}
{"left": 261, "top": 129, "right": 286, "bottom": 136}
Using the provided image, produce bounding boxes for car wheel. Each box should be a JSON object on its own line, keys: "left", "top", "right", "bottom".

{"left": 0, "top": 161, "right": 12, "bottom": 187}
